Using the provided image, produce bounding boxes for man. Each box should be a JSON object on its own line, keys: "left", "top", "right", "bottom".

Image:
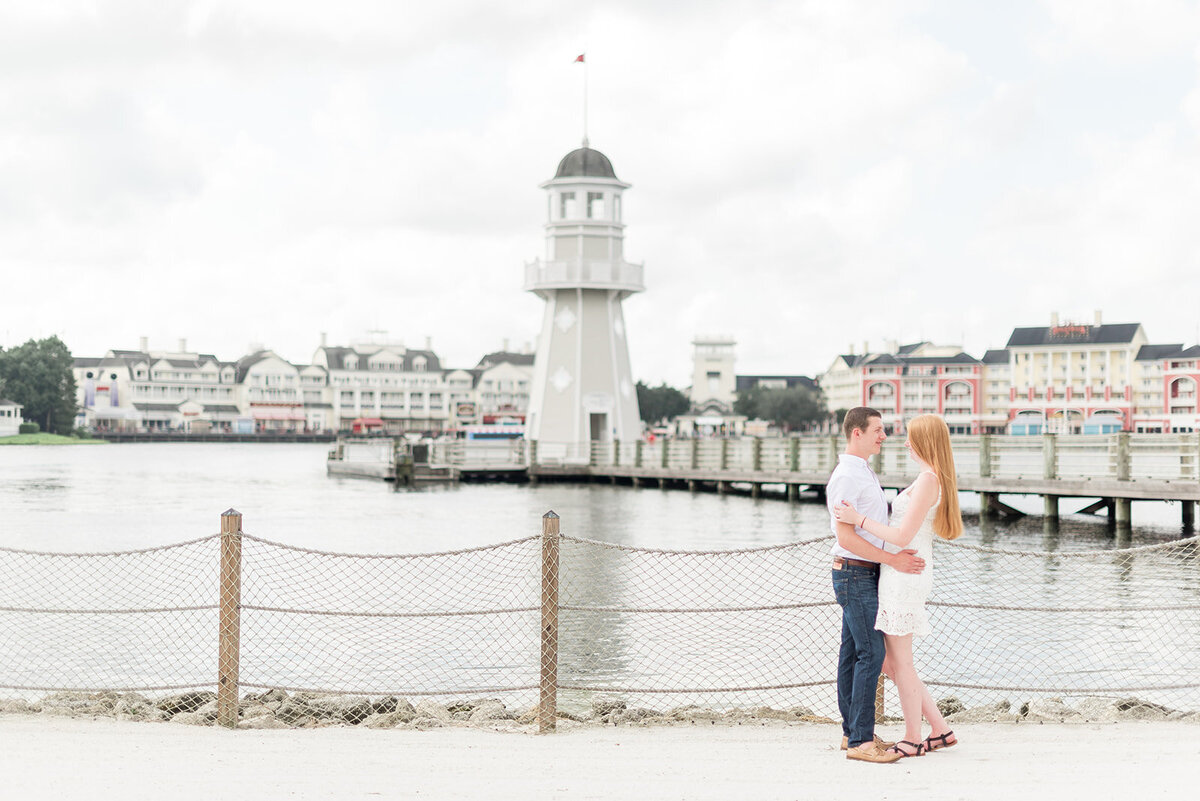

{"left": 827, "top": 407, "right": 924, "bottom": 763}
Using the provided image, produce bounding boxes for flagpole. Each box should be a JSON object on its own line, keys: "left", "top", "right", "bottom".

{"left": 583, "top": 57, "right": 589, "bottom": 146}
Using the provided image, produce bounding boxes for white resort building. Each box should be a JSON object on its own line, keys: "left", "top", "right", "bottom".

{"left": 73, "top": 335, "right": 535, "bottom": 435}
{"left": 0, "top": 399, "right": 23, "bottom": 436}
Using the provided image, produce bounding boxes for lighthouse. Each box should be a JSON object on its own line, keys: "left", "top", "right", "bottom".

{"left": 524, "top": 143, "right": 643, "bottom": 461}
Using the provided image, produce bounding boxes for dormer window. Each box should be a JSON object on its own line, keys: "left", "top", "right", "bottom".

{"left": 413, "top": 356, "right": 427, "bottom": 372}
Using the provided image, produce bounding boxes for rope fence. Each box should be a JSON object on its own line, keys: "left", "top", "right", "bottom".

{"left": 0, "top": 509, "right": 1197, "bottom": 730}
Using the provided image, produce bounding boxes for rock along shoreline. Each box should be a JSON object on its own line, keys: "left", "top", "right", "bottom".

{"left": 1, "top": 690, "right": 1197, "bottom": 731}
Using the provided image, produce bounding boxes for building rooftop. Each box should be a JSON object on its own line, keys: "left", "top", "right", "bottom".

{"left": 1135, "top": 344, "right": 1185, "bottom": 361}
{"left": 476, "top": 351, "right": 535, "bottom": 369}
{"left": 982, "top": 349, "right": 1010, "bottom": 364}
{"left": 554, "top": 146, "right": 618, "bottom": 180}
{"left": 901, "top": 353, "right": 980, "bottom": 366}
{"left": 1007, "top": 323, "right": 1142, "bottom": 347}
{"left": 735, "top": 375, "right": 816, "bottom": 392}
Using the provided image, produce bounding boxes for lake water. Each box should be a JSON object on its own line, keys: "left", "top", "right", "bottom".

{"left": 1, "top": 442, "right": 1197, "bottom": 716}
{"left": 2, "top": 442, "right": 1192, "bottom": 551}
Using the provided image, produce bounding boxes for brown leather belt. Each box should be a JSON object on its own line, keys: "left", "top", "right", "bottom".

{"left": 833, "top": 557, "right": 880, "bottom": 571}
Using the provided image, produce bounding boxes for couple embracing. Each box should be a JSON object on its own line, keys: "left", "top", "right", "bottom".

{"left": 827, "top": 407, "right": 963, "bottom": 763}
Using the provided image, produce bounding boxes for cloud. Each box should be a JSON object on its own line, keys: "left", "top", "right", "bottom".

{"left": 1, "top": 0, "right": 1199, "bottom": 388}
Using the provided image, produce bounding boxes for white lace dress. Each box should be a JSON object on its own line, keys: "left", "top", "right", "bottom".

{"left": 876, "top": 474, "right": 939, "bottom": 637}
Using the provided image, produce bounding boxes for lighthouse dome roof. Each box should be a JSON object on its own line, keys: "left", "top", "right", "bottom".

{"left": 554, "top": 146, "right": 618, "bottom": 180}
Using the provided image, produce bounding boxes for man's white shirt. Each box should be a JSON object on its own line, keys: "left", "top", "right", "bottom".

{"left": 827, "top": 453, "right": 888, "bottom": 561}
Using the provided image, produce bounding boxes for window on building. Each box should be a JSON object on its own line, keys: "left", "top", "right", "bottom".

{"left": 707, "top": 371, "right": 720, "bottom": 394}
{"left": 587, "top": 192, "right": 605, "bottom": 219}
{"left": 560, "top": 192, "right": 577, "bottom": 218}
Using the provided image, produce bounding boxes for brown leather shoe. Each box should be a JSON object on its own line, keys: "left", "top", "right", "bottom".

{"left": 846, "top": 743, "right": 902, "bottom": 763}
{"left": 841, "top": 735, "right": 896, "bottom": 751}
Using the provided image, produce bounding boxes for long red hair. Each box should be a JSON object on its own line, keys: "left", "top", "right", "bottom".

{"left": 907, "top": 414, "right": 963, "bottom": 540}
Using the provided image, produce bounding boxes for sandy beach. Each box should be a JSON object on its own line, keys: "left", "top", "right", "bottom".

{"left": 2, "top": 715, "right": 1196, "bottom": 800}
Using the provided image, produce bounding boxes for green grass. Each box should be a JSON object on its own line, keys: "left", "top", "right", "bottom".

{"left": 0, "top": 432, "right": 107, "bottom": 445}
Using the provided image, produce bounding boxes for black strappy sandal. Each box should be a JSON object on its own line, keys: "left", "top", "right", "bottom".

{"left": 886, "top": 740, "right": 926, "bottom": 758}
{"left": 923, "top": 731, "right": 957, "bottom": 751}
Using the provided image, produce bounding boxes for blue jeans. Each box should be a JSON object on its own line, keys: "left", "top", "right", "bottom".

{"left": 832, "top": 564, "right": 884, "bottom": 748}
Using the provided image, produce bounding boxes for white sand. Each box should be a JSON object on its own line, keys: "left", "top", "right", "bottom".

{"left": 1, "top": 715, "right": 1196, "bottom": 800}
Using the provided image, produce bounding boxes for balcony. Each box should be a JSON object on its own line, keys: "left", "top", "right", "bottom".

{"left": 524, "top": 258, "right": 644, "bottom": 294}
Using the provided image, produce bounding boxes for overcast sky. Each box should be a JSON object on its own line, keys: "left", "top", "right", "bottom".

{"left": 3, "top": 0, "right": 1200, "bottom": 387}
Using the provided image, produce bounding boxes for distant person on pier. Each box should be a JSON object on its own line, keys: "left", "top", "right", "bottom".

{"left": 834, "top": 413, "right": 963, "bottom": 759}
{"left": 826, "top": 407, "right": 925, "bottom": 764}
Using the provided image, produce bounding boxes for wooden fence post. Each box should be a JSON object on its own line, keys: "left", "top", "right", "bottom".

{"left": 634, "top": 439, "right": 644, "bottom": 468}
{"left": 720, "top": 438, "right": 730, "bottom": 470}
{"left": 752, "top": 437, "right": 763, "bottom": 472}
{"left": 538, "top": 510, "right": 561, "bottom": 734}
{"left": 874, "top": 675, "right": 886, "bottom": 724}
{"left": 789, "top": 437, "right": 800, "bottom": 473}
{"left": 690, "top": 437, "right": 699, "bottom": 470}
{"left": 613, "top": 440, "right": 621, "bottom": 467}
{"left": 979, "top": 434, "right": 992, "bottom": 478}
{"left": 218, "top": 508, "right": 243, "bottom": 729}
{"left": 661, "top": 437, "right": 670, "bottom": 469}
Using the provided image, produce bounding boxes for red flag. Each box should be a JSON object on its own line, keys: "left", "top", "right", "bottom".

{"left": 574, "top": 54, "right": 585, "bottom": 63}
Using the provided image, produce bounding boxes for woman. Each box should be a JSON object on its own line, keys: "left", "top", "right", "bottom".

{"left": 833, "top": 413, "right": 962, "bottom": 758}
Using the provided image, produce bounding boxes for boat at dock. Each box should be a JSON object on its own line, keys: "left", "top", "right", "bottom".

{"left": 326, "top": 438, "right": 402, "bottom": 481}
{"left": 327, "top": 437, "right": 459, "bottom": 484}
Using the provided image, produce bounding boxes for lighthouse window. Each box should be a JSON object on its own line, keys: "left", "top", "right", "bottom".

{"left": 559, "top": 192, "right": 577, "bottom": 219}
{"left": 587, "top": 192, "right": 605, "bottom": 219}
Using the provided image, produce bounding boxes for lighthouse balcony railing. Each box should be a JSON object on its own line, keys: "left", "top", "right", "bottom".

{"left": 523, "top": 259, "right": 645, "bottom": 292}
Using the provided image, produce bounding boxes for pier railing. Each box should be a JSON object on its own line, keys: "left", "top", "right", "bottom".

{"left": 1, "top": 509, "right": 1198, "bottom": 730}
{"left": 574, "top": 432, "right": 1200, "bottom": 486}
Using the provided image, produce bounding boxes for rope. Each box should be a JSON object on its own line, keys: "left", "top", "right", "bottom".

{"left": 0, "top": 605, "right": 217, "bottom": 615}
{"left": 560, "top": 533, "right": 832, "bottom": 555}
{"left": 242, "top": 605, "right": 538, "bottom": 619}
{"left": 0, "top": 683, "right": 214, "bottom": 693}
{"left": 943, "top": 535, "right": 1200, "bottom": 558}
{"left": 924, "top": 680, "right": 1200, "bottom": 693}
{"left": 239, "top": 683, "right": 541, "bottom": 697}
{"left": 560, "top": 602, "right": 834, "bottom": 614}
{"left": 0, "top": 533, "right": 220, "bottom": 558}
{"left": 240, "top": 534, "right": 540, "bottom": 561}
{"left": 929, "top": 601, "right": 1200, "bottom": 613}
{"left": 559, "top": 681, "right": 834, "bottom": 693}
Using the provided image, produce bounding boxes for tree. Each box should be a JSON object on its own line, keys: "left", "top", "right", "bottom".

{"left": 735, "top": 384, "right": 827, "bottom": 433}
{"left": 0, "top": 336, "right": 78, "bottom": 434}
{"left": 636, "top": 381, "right": 691, "bottom": 424}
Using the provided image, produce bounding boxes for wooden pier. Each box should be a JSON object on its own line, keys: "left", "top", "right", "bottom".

{"left": 430, "top": 433, "right": 1200, "bottom": 530}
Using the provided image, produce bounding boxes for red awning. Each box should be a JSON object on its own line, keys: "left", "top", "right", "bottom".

{"left": 354, "top": 418, "right": 385, "bottom": 426}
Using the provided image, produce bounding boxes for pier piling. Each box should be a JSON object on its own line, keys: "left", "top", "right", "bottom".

{"left": 1043, "top": 495, "right": 1059, "bottom": 521}
{"left": 1114, "top": 498, "right": 1132, "bottom": 530}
